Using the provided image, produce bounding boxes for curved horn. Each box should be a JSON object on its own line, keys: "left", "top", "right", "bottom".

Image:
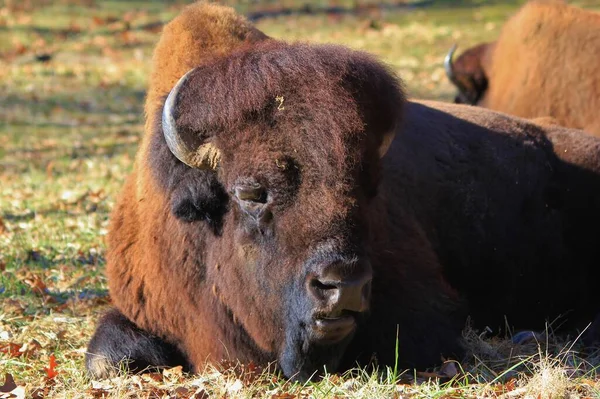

{"left": 444, "top": 44, "right": 473, "bottom": 101}
{"left": 162, "top": 69, "right": 221, "bottom": 170}
{"left": 444, "top": 44, "right": 458, "bottom": 83}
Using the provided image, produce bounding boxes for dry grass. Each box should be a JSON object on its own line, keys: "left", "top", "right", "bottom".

{"left": 3, "top": 0, "right": 600, "bottom": 397}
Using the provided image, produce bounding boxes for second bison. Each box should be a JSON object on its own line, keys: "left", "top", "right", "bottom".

{"left": 445, "top": 1, "right": 600, "bottom": 135}
{"left": 88, "top": 2, "right": 600, "bottom": 381}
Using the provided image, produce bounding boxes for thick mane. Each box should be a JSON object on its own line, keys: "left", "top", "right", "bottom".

{"left": 133, "top": 1, "right": 269, "bottom": 208}
{"left": 144, "top": 1, "right": 268, "bottom": 129}
{"left": 172, "top": 41, "right": 405, "bottom": 170}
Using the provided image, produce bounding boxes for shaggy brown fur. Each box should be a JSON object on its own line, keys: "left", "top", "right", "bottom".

{"left": 88, "top": 1, "right": 600, "bottom": 382}
{"left": 90, "top": 1, "right": 273, "bottom": 375}
{"left": 447, "top": 1, "right": 600, "bottom": 135}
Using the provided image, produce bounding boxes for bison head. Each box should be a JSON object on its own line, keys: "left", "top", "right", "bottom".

{"left": 158, "top": 41, "right": 404, "bottom": 380}
{"left": 444, "top": 43, "right": 493, "bottom": 105}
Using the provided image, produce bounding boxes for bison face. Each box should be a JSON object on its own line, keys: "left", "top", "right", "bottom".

{"left": 160, "top": 42, "right": 403, "bottom": 380}
{"left": 444, "top": 43, "right": 492, "bottom": 105}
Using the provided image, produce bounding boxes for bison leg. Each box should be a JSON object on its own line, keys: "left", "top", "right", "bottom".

{"left": 86, "top": 308, "right": 190, "bottom": 379}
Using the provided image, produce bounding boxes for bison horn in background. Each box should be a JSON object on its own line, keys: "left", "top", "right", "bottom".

{"left": 444, "top": 44, "right": 468, "bottom": 96}
{"left": 162, "top": 69, "right": 222, "bottom": 170}
{"left": 444, "top": 44, "right": 458, "bottom": 82}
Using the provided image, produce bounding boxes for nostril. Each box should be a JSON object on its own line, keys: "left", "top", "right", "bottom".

{"left": 310, "top": 279, "right": 339, "bottom": 292}
{"left": 308, "top": 278, "right": 340, "bottom": 303}
{"left": 306, "top": 259, "right": 372, "bottom": 315}
{"left": 309, "top": 275, "right": 371, "bottom": 314}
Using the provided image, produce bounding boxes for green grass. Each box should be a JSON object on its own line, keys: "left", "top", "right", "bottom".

{"left": 3, "top": 0, "right": 600, "bottom": 397}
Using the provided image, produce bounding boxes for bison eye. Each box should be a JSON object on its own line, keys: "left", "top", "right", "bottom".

{"left": 234, "top": 184, "right": 267, "bottom": 204}
{"left": 234, "top": 183, "right": 272, "bottom": 230}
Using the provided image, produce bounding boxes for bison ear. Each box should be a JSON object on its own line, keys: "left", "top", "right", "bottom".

{"left": 378, "top": 130, "right": 396, "bottom": 158}
{"left": 344, "top": 54, "right": 405, "bottom": 159}
{"left": 162, "top": 69, "right": 222, "bottom": 170}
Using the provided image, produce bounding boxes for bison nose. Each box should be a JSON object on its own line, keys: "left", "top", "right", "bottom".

{"left": 308, "top": 265, "right": 372, "bottom": 315}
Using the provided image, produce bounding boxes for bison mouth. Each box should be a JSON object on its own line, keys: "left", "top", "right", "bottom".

{"left": 312, "top": 314, "right": 358, "bottom": 343}
{"left": 278, "top": 308, "right": 369, "bottom": 381}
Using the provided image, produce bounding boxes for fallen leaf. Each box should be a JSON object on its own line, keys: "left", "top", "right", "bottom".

{"left": 22, "top": 339, "right": 42, "bottom": 358}
{"left": 0, "top": 343, "right": 22, "bottom": 358}
{"left": 141, "top": 372, "right": 162, "bottom": 383}
{"left": 30, "top": 387, "right": 49, "bottom": 399}
{"left": 0, "top": 340, "right": 41, "bottom": 360}
{"left": 31, "top": 374, "right": 57, "bottom": 399}
{"left": 86, "top": 387, "right": 110, "bottom": 398}
{"left": 173, "top": 387, "right": 190, "bottom": 396}
{"left": 45, "top": 354, "right": 58, "bottom": 379}
{"left": 22, "top": 274, "right": 48, "bottom": 295}
{"left": 0, "top": 386, "right": 25, "bottom": 399}
{"left": 271, "top": 393, "right": 296, "bottom": 399}
{"left": 505, "top": 378, "right": 517, "bottom": 392}
{"left": 0, "top": 374, "right": 24, "bottom": 399}
{"left": 0, "top": 374, "right": 16, "bottom": 393}
{"left": 162, "top": 365, "right": 183, "bottom": 382}
{"left": 192, "top": 389, "right": 209, "bottom": 399}
{"left": 2, "top": 299, "right": 25, "bottom": 315}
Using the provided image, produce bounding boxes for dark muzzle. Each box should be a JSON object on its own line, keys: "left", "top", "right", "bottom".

{"left": 306, "top": 257, "right": 372, "bottom": 343}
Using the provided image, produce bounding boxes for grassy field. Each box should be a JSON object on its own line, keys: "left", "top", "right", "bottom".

{"left": 3, "top": 0, "right": 600, "bottom": 397}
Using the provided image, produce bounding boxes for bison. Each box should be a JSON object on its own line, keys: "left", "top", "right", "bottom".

{"left": 445, "top": 1, "right": 600, "bottom": 135}
{"left": 87, "top": 2, "right": 600, "bottom": 382}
